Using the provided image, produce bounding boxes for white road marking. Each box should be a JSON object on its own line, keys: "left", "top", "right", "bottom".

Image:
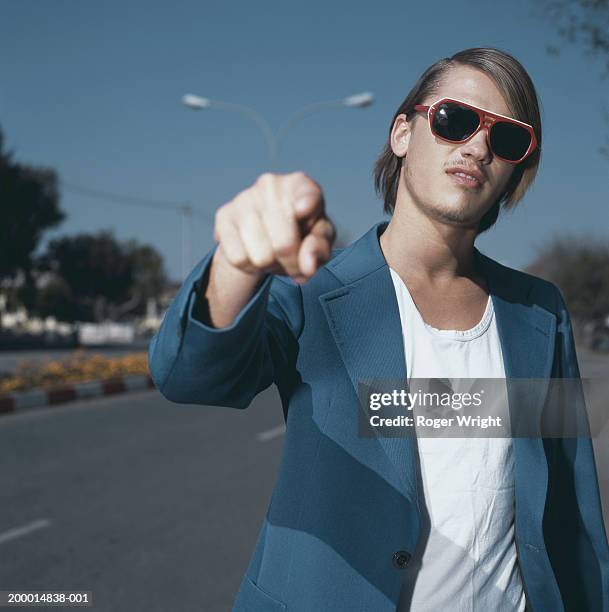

{"left": 0, "top": 519, "right": 51, "bottom": 544}
{"left": 256, "top": 424, "right": 286, "bottom": 442}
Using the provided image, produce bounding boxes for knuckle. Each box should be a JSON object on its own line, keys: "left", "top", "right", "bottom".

{"left": 234, "top": 191, "right": 260, "bottom": 217}
{"left": 224, "top": 250, "right": 248, "bottom": 269}
{"left": 305, "top": 174, "right": 321, "bottom": 191}
{"left": 256, "top": 172, "right": 273, "bottom": 186}
{"left": 250, "top": 251, "right": 274, "bottom": 269}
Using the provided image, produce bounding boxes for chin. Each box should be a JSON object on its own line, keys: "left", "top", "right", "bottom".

{"left": 427, "top": 198, "right": 481, "bottom": 227}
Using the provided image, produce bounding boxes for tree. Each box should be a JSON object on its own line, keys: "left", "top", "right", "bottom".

{"left": 0, "top": 126, "right": 65, "bottom": 313}
{"left": 119, "top": 240, "right": 168, "bottom": 318}
{"left": 36, "top": 230, "right": 167, "bottom": 322}
{"left": 525, "top": 235, "right": 609, "bottom": 323}
{"left": 530, "top": 0, "right": 609, "bottom": 158}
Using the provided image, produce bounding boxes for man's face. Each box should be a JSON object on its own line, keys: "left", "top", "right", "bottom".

{"left": 391, "top": 66, "right": 517, "bottom": 228}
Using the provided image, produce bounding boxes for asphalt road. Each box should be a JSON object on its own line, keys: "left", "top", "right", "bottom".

{"left": 1, "top": 385, "right": 285, "bottom": 612}
{"left": 1, "top": 349, "right": 607, "bottom": 612}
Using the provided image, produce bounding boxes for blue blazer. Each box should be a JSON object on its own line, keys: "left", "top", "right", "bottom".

{"left": 148, "top": 221, "right": 609, "bottom": 611}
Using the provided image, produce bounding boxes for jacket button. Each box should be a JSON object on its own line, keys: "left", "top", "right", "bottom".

{"left": 392, "top": 550, "right": 411, "bottom": 569}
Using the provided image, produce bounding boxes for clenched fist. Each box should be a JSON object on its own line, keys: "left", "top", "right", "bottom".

{"left": 213, "top": 172, "right": 336, "bottom": 284}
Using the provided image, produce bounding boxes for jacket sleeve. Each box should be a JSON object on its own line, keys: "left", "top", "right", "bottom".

{"left": 147, "top": 243, "right": 303, "bottom": 409}
{"left": 544, "top": 286, "right": 609, "bottom": 610}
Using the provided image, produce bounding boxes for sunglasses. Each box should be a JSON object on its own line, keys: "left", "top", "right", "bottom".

{"left": 413, "top": 97, "right": 539, "bottom": 164}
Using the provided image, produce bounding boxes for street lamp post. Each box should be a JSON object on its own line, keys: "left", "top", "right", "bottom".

{"left": 179, "top": 203, "right": 193, "bottom": 284}
{"left": 182, "top": 91, "right": 374, "bottom": 170}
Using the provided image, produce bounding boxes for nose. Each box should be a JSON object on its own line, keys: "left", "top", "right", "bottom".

{"left": 459, "top": 126, "right": 492, "bottom": 163}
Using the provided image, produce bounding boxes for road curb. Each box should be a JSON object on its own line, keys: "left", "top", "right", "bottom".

{"left": 0, "top": 374, "right": 156, "bottom": 415}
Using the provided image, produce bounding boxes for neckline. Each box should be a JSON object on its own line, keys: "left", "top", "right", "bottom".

{"left": 389, "top": 267, "right": 494, "bottom": 341}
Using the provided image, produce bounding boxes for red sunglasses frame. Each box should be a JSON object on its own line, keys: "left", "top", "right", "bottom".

{"left": 412, "top": 97, "right": 539, "bottom": 164}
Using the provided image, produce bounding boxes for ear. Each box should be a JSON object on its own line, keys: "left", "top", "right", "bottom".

{"left": 390, "top": 113, "right": 411, "bottom": 158}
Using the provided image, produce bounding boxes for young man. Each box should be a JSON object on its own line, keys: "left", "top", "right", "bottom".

{"left": 148, "top": 47, "right": 609, "bottom": 611}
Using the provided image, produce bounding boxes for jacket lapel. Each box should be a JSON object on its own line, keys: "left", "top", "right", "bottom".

{"left": 479, "top": 250, "right": 557, "bottom": 543}
{"left": 319, "top": 263, "right": 419, "bottom": 500}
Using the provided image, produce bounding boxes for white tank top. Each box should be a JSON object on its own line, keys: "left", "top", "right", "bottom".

{"left": 389, "top": 267, "right": 527, "bottom": 612}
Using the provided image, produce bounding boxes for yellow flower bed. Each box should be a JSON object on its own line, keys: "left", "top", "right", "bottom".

{"left": 0, "top": 349, "right": 149, "bottom": 394}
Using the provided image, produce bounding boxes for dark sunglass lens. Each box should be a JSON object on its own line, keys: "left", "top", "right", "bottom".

{"left": 432, "top": 103, "right": 479, "bottom": 141}
{"left": 490, "top": 122, "right": 531, "bottom": 161}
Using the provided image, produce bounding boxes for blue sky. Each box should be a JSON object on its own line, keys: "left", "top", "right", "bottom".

{"left": 1, "top": 0, "right": 607, "bottom": 282}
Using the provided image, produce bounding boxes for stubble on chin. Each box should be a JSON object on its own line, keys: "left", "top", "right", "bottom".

{"left": 404, "top": 162, "right": 481, "bottom": 229}
{"left": 426, "top": 199, "right": 481, "bottom": 228}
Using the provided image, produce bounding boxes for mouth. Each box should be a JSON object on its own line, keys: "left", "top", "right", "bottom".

{"left": 446, "top": 170, "right": 484, "bottom": 189}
